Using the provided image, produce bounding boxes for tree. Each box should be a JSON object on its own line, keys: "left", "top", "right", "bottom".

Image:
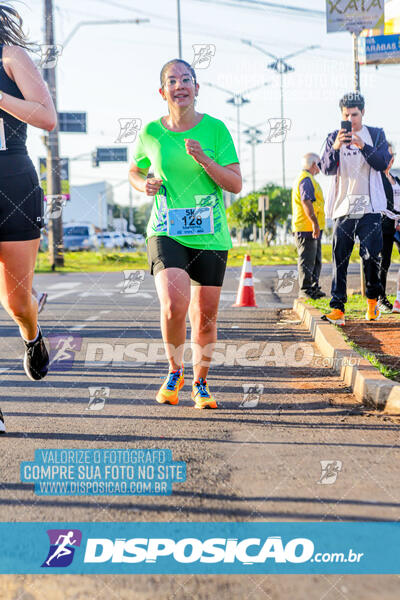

{"left": 261, "top": 183, "right": 291, "bottom": 245}
{"left": 227, "top": 183, "right": 291, "bottom": 245}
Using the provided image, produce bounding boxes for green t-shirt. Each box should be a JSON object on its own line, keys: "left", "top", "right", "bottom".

{"left": 132, "top": 113, "right": 238, "bottom": 250}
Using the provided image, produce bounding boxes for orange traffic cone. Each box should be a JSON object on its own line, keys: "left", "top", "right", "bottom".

{"left": 232, "top": 254, "right": 258, "bottom": 307}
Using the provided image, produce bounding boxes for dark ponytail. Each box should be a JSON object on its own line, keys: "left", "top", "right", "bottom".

{"left": 0, "top": 3, "right": 35, "bottom": 49}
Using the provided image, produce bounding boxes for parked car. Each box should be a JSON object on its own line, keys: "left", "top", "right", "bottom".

{"left": 131, "top": 234, "right": 145, "bottom": 247}
{"left": 120, "top": 232, "right": 136, "bottom": 248}
{"left": 63, "top": 223, "right": 99, "bottom": 251}
{"left": 111, "top": 231, "right": 125, "bottom": 249}
{"left": 97, "top": 232, "right": 115, "bottom": 249}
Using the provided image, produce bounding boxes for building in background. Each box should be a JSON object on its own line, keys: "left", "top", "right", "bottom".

{"left": 62, "top": 181, "right": 114, "bottom": 230}
{"left": 113, "top": 217, "right": 129, "bottom": 233}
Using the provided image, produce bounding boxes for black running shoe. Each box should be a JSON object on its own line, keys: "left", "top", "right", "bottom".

{"left": 0, "top": 408, "right": 5, "bottom": 434}
{"left": 313, "top": 289, "right": 326, "bottom": 299}
{"left": 377, "top": 296, "right": 393, "bottom": 313}
{"left": 23, "top": 327, "right": 49, "bottom": 381}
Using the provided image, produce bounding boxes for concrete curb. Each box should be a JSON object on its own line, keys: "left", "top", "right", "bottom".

{"left": 293, "top": 299, "right": 400, "bottom": 414}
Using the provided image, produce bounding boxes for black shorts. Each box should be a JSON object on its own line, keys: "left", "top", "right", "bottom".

{"left": 147, "top": 235, "right": 228, "bottom": 286}
{"left": 0, "top": 154, "right": 44, "bottom": 242}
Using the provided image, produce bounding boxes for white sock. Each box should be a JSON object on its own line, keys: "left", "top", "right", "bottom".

{"left": 397, "top": 290, "right": 400, "bottom": 302}
{"left": 20, "top": 325, "right": 40, "bottom": 344}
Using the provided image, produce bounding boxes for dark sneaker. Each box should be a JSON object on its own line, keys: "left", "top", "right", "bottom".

{"left": 0, "top": 409, "right": 5, "bottom": 434}
{"left": 23, "top": 327, "right": 49, "bottom": 381}
{"left": 377, "top": 297, "right": 393, "bottom": 313}
{"left": 298, "top": 291, "right": 317, "bottom": 300}
{"left": 312, "top": 289, "right": 326, "bottom": 299}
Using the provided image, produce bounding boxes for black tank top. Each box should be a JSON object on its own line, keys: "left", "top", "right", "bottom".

{"left": 0, "top": 44, "right": 28, "bottom": 155}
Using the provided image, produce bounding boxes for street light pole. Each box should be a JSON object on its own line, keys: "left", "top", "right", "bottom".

{"left": 203, "top": 82, "right": 269, "bottom": 161}
{"left": 242, "top": 40, "right": 319, "bottom": 188}
{"left": 353, "top": 32, "right": 361, "bottom": 92}
{"left": 44, "top": 0, "right": 63, "bottom": 269}
{"left": 177, "top": 0, "right": 182, "bottom": 58}
{"left": 62, "top": 19, "right": 149, "bottom": 48}
{"left": 279, "top": 66, "right": 285, "bottom": 187}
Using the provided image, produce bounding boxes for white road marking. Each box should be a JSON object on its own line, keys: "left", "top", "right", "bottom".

{"left": 70, "top": 310, "right": 110, "bottom": 331}
{"left": 46, "top": 282, "right": 81, "bottom": 290}
{"left": 79, "top": 292, "right": 114, "bottom": 297}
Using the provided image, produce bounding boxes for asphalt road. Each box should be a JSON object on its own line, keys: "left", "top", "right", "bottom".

{"left": 1, "top": 264, "right": 400, "bottom": 599}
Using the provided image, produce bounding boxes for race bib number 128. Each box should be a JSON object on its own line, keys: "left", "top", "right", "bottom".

{"left": 167, "top": 206, "right": 214, "bottom": 236}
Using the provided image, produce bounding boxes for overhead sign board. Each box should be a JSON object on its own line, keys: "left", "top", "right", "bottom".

{"left": 58, "top": 112, "right": 87, "bottom": 133}
{"left": 326, "top": 0, "right": 385, "bottom": 34}
{"left": 96, "top": 147, "right": 128, "bottom": 162}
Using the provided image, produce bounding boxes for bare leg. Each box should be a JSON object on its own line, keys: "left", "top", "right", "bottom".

{"left": 0, "top": 239, "right": 40, "bottom": 340}
{"left": 155, "top": 268, "right": 190, "bottom": 371}
{"left": 188, "top": 285, "right": 222, "bottom": 381}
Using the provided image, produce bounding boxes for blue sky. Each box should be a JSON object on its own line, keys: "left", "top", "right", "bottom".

{"left": 20, "top": 0, "right": 400, "bottom": 206}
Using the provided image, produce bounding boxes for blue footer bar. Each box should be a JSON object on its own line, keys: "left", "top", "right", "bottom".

{"left": 1, "top": 522, "right": 399, "bottom": 574}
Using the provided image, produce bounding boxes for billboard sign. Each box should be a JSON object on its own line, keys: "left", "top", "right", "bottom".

{"left": 358, "top": 32, "right": 400, "bottom": 64}
{"left": 326, "top": 0, "right": 385, "bottom": 34}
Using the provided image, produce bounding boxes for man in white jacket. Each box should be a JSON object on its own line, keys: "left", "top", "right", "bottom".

{"left": 319, "top": 92, "right": 391, "bottom": 325}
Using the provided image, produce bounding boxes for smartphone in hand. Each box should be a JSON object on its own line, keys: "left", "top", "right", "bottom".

{"left": 341, "top": 120, "right": 352, "bottom": 146}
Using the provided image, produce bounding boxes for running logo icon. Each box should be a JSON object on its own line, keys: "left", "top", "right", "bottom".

{"left": 318, "top": 460, "right": 342, "bottom": 485}
{"left": 39, "top": 44, "right": 63, "bottom": 69}
{"left": 87, "top": 386, "right": 110, "bottom": 410}
{"left": 48, "top": 334, "right": 83, "bottom": 371}
{"left": 240, "top": 383, "right": 264, "bottom": 408}
{"left": 121, "top": 270, "right": 145, "bottom": 294}
{"left": 41, "top": 529, "right": 82, "bottom": 568}
{"left": 45, "top": 195, "right": 67, "bottom": 220}
{"left": 276, "top": 269, "right": 298, "bottom": 294}
{"left": 191, "top": 44, "right": 216, "bottom": 69}
{"left": 115, "top": 118, "right": 142, "bottom": 143}
{"left": 265, "top": 118, "right": 291, "bottom": 143}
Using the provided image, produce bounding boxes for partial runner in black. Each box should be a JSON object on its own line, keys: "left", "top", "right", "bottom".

{"left": 0, "top": 5, "right": 57, "bottom": 432}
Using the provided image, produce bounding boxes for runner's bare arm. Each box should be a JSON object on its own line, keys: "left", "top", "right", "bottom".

{"left": 184, "top": 139, "right": 242, "bottom": 194}
{"left": 0, "top": 46, "right": 56, "bottom": 131}
{"left": 129, "top": 164, "right": 163, "bottom": 195}
{"left": 199, "top": 160, "right": 242, "bottom": 194}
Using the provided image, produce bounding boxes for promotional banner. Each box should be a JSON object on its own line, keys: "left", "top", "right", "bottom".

{"left": 326, "top": 0, "right": 385, "bottom": 33}
{"left": 358, "top": 32, "right": 400, "bottom": 64}
{"left": 1, "top": 522, "right": 399, "bottom": 574}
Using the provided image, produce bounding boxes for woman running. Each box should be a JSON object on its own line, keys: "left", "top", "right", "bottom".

{"left": 129, "top": 58, "right": 241, "bottom": 409}
{"left": 0, "top": 4, "right": 56, "bottom": 433}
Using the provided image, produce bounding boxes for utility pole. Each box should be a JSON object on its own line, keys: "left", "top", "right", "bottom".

{"left": 129, "top": 185, "right": 133, "bottom": 231}
{"left": 242, "top": 40, "right": 319, "bottom": 188}
{"left": 204, "top": 82, "right": 269, "bottom": 161}
{"left": 43, "top": 0, "right": 64, "bottom": 268}
{"left": 353, "top": 32, "right": 361, "bottom": 92}
{"left": 177, "top": 0, "right": 182, "bottom": 58}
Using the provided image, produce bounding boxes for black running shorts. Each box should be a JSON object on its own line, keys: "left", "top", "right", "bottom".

{"left": 0, "top": 155, "right": 44, "bottom": 242}
{"left": 147, "top": 235, "right": 228, "bottom": 286}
